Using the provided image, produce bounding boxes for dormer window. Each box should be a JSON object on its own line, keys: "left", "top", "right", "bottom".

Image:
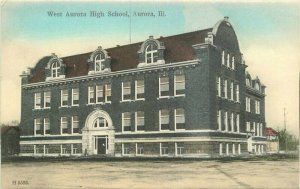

{"left": 51, "top": 61, "right": 60, "bottom": 78}
{"left": 94, "top": 53, "right": 105, "bottom": 72}
{"left": 145, "top": 44, "right": 158, "bottom": 64}
{"left": 88, "top": 46, "right": 111, "bottom": 75}
{"left": 45, "top": 53, "right": 66, "bottom": 81}
{"left": 246, "top": 78, "right": 251, "bottom": 87}
{"left": 255, "top": 82, "right": 260, "bottom": 91}
{"left": 137, "top": 36, "right": 165, "bottom": 67}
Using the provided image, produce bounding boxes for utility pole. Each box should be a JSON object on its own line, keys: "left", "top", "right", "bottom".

{"left": 284, "top": 108, "right": 287, "bottom": 153}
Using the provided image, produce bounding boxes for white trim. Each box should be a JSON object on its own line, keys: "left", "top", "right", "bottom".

{"left": 122, "top": 81, "right": 131, "bottom": 101}
{"left": 226, "top": 143, "right": 229, "bottom": 155}
{"left": 23, "top": 59, "right": 200, "bottom": 88}
{"left": 71, "top": 88, "right": 79, "bottom": 106}
{"left": 224, "top": 111, "right": 228, "bottom": 131}
{"left": 174, "top": 73, "right": 185, "bottom": 96}
{"left": 135, "top": 79, "right": 145, "bottom": 101}
{"left": 43, "top": 118, "right": 50, "bottom": 135}
{"left": 217, "top": 110, "right": 221, "bottom": 130}
{"left": 61, "top": 89, "right": 68, "bottom": 107}
{"left": 88, "top": 86, "right": 95, "bottom": 104}
{"left": 115, "top": 137, "right": 248, "bottom": 143}
{"left": 105, "top": 84, "right": 111, "bottom": 103}
{"left": 115, "top": 129, "right": 248, "bottom": 135}
{"left": 34, "top": 92, "right": 42, "bottom": 109}
{"left": 20, "top": 139, "right": 82, "bottom": 145}
{"left": 236, "top": 114, "right": 240, "bottom": 133}
{"left": 60, "top": 117, "right": 68, "bottom": 134}
{"left": 43, "top": 91, "right": 51, "bottom": 108}
{"left": 159, "top": 75, "right": 169, "bottom": 98}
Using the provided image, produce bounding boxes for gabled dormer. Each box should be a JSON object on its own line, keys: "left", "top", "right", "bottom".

{"left": 88, "top": 46, "right": 111, "bottom": 75}
{"left": 45, "top": 53, "right": 66, "bottom": 81}
{"left": 137, "top": 36, "right": 165, "bottom": 67}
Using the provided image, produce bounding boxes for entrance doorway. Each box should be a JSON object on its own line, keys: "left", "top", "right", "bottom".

{"left": 94, "top": 136, "right": 108, "bottom": 155}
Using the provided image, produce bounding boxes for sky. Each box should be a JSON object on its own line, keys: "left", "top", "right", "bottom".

{"left": 1, "top": 1, "right": 299, "bottom": 136}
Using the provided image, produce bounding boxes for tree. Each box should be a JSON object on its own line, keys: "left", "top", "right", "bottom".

{"left": 277, "top": 128, "right": 299, "bottom": 151}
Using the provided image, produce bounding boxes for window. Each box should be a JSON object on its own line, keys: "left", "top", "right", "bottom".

{"left": 122, "top": 143, "right": 130, "bottom": 155}
{"left": 61, "top": 89, "right": 68, "bottom": 107}
{"left": 34, "top": 93, "right": 41, "bottom": 109}
{"left": 136, "top": 111, "right": 145, "bottom": 131}
{"left": 176, "top": 142, "right": 184, "bottom": 156}
{"left": 221, "top": 51, "right": 225, "bottom": 65}
{"left": 260, "top": 123, "right": 263, "bottom": 136}
{"left": 160, "top": 109, "right": 170, "bottom": 130}
{"left": 219, "top": 143, "right": 223, "bottom": 155}
{"left": 232, "top": 144, "right": 235, "bottom": 154}
{"left": 145, "top": 44, "right": 158, "bottom": 64}
{"left": 236, "top": 114, "right": 240, "bottom": 133}
{"left": 72, "top": 88, "right": 79, "bottom": 106}
{"left": 135, "top": 80, "right": 144, "bottom": 100}
{"left": 61, "top": 117, "right": 68, "bottom": 134}
{"left": 227, "top": 53, "right": 230, "bottom": 67}
{"left": 230, "top": 113, "right": 234, "bottom": 132}
{"left": 246, "top": 122, "right": 251, "bottom": 132}
{"left": 122, "top": 112, "right": 131, "bottom": 132}
{"left": 72, "top": 116, "right": 79, "bottom": 133}
{"left": 216, "top": 77, "right": 221, "bottom": 97}
{"left": 253, "top": 122, "right": 256, "bottom": 136}
{"left": 255, "top": 100, "right": 261, "bottom": 114}
{"left": 230, "top": 82, "right": 234, "bottom": 100}
{"left": 71, "top": 144, "right": 77, "bottom": 154}
{"left": 174, "top": 73, "right": 185, "bottom": 96}
{"left": 94, "top": 53, "right": 105, "bottom": 72}
{"left": 51, "top": 61, "right": 60, "bottom": 78}
{"left": 175, "top": 108, "right": 185, "bottom": 130}
{"left": 88, "top": 86, "right": 95, "bottom": 104}
{"left": 238, "top": 144, "right": 241, "bottom": 154}
{"left": 232, "top": 56, "right": 235, "bottom": 70}
{"left": 236, "top": 84, "right": 240, "bottom": 102}
{"left": 96, "top": 85, "right": 104, "bottom": 103}
{"left": 105, "top": 84, "right": 111, "bottom": 102}
{"left": 256, "top": 122, "right": 260, "bottom": 136}
{"left": 224, "top": 111, "right": 228, "bottom": 131}
{"left": 44, "top": 91, "right": 51, "bottom": 108}
{"left": 122, "top": 82, "right": 131, "bottom": 101}
{"left": 246, "top": 78, "right": 251, "bottom": 87}
{"left": 34, "top": 118, "right": 41, "bottom": 135}
{"left": 255, "top": 82, "right": 260, "bottom": 91}
{"left": 246, "top": 97, "right": 251, "bottom": 112}
{"left": 160, "top": 143, "right": 169, "bottom": 156}
{"left": 44, "top": 118, "right": 50, "bottom": 135}
{"left": 223, "top": 79, "right": 227, "bottom": 98}
{"left": 159, "top": 76, "right": 169, "bottom": 97}
{"left": 93, "top": 117, "right": 108, "bottom": 128}
{"left": 217, "top": 110, "right": 221, "bottom": 130}
{"left": 136, "top": 143, "right": 144, "bottom": 155}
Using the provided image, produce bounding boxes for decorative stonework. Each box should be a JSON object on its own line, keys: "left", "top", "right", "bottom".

{"left": 45, "top": 53, "right": 66, "bottom": 81}
{"left": 82, "top": 109, "right": 115, "bottom": 156}
{"left": 88, "top": 46, "right": 111, "bottom": 75}
{"left": 137, "top": 36, "right": 165, "bottom": 67}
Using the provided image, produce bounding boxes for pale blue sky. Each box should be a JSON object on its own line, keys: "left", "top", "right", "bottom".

{"left": 1, "top": 1, "right": 299, "bottom": 135}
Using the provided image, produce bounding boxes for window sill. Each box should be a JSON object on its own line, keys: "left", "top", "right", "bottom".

{"left": 157, "top": 96, "right": 171, "bottom": 100}
{"left": 120, "top": 100, "right": 134, "bottom": 103}
{"left": 174, "top": 94, "right": 185, "bottom": 98}
{"left": 71, "top": 104, "right": 79, "bottom": 107}
{"left": 135, "top": 98, "right": 145, "bottom": 101}
{"left": 59, "top": 106, "right": 70, "bottom": 108}
{"left": 44, "top": 107, "right": 51, "bottom": 109}
{"left": 95, "top": 102, "right": 112, "bottom": 105}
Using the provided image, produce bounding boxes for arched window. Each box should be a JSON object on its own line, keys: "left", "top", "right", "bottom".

{"left": 255, "top": 82, "right": 260, "bottom": 91}
{"left": 93, "top": 117, "right": 108, "bottom": 128}
{"left": 145, "top": 44, "right": 158, "bottom": 64}
{"left": 246, "top": 78, "right": 251, "bottom": 87}
{"left": 51, "top": 61, "right": 60, "bottom": 78}
{"left": 94, "top": 53, "right": 105, "bottom": 72}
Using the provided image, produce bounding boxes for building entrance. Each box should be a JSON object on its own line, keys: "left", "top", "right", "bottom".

{"left": 94, "top": 136, "right": 108, "bottom": 154}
